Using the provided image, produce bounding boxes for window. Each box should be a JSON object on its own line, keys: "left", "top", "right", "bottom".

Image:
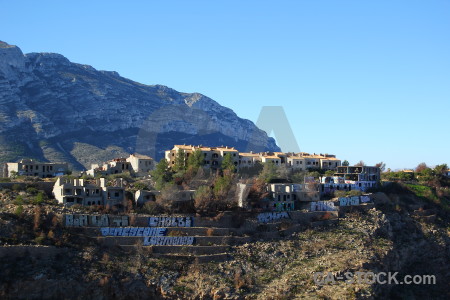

{"left": 233, "top": 153, "right": 236, "bottom": 157}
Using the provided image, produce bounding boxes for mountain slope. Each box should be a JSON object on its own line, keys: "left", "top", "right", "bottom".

{"left": 0, "top": 41, "right": 279, "bottom": 170}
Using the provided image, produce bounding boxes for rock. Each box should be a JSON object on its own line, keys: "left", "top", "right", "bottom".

{"left": 0, "top": 41, "right": 280, "bottom": 171}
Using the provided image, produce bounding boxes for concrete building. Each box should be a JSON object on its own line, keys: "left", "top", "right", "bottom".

{"left": 238, "top": 152, "right": 261, "bottom": 168}
{"left": 331, "top": 165, "right": 381, "bottom": 192}
{"left": 52, "top": 177, "right": 125, "bottom": 207}
{"left": 135, "top": 190, "right": 159, "bottom": 207}
{"left": 126, "top": 154, "right": 154, "bottom": 176}
{"left": 238, "top": 182, "right": 320, "bottom": 212}
{"left": 286, "top": 155, "right": 306, "bottom": 171}
{"left": 3, "top": 159, "right": 68, "bottom": 178}
{"left": 86, "top": 154, "right": 154, "bottom": 177}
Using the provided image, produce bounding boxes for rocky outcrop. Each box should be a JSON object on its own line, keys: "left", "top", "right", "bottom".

{"left": 0, "top": 41, "right": 279, "bottom": 170}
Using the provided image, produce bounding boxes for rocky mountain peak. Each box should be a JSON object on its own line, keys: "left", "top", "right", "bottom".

{"left": 0, "top": 41, "right": 280, "bottom": 171}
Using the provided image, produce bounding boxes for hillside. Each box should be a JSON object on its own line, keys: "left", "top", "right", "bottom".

{"left": 0, "top": 181, "right": 449, "bottom": 299}
{"left": 0, "top": 41, "right": 279, "bottom": 171}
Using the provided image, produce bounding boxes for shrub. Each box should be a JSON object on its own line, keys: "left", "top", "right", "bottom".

{"left": 14, "top": 195, "right": 24, "bottom": 205}
{"left": 26, "top": 187, "right": 39, "bottom": 195}
{"left": 142, "top": 201, "right": 163, "bottom": 214}
{"left": 14, "top": 205, "right": 23, "bottom": 216}
{"left": 194, "top": 185, "right": 214, "bottom": 212}
{"left": 334, "top": 190, "right": 347, "bottom": 198}
{"left": 34, "top": 232, "right": 46, "bottom": 245}
{"left": 12, "top": 184, "right": 23, "bottom": 191}
{"left": 32, "top": 192, "right": 45, "bottom": 205}
{"left": 347, "top": 190, "right": 362, "bottom": 197}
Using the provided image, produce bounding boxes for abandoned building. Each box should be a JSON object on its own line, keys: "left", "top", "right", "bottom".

{"left": 324, "top": 165, "right": 381, "bottom": 192}
{"left": 237, "top": 182, "right": 320, "bottom": 212}
{"left": 3, "top": 159, "right": 68, "bottom": 178}
{"left": 52, "top": 177, "right": 125, "bottom": 207}
{"left": 86, "top": 154, "right": 154, "bottom": 177}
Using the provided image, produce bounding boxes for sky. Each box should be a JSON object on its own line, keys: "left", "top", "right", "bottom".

{"left": 1, "top": 0, "right": 449, "bottom": 170}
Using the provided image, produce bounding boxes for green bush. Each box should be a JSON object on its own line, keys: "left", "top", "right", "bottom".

{"left": 15, "top": 205, "right": 23, "bottom": 216}
{"left": 347, "top": 190, "right": 363, "bottom": 197}
{"left": 32, "top": 192, "right": 45, "bottom": 205}
{"left": 12, "top": 184, "right": 23, "bottom": 191}
{"left": 14, "top": 195, "right": 24, "bottom": 205}
{"left": 26, "top": 187, "right": 39, "bottom": 195}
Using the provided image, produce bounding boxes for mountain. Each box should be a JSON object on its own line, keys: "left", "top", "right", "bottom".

{"left": 0, "top": 41, "right": 279, "bottom": 171}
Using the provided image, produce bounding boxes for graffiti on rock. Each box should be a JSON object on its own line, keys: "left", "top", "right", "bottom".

{"left": 149, "top": 216, "right": 192, "bottom": 227}
{"left": 257, "top": 212, "right": 290, "bottom": 223}
{"left": 143, "top": 236, "right": 195, "bottom": 246}
{"left": 100, "top": 227, "right": 166, "bottom": 237}
{"left": 310, "top": 201, "right": 336, "bottom": 212}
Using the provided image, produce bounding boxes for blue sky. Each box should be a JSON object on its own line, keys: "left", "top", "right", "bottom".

{"left": 1, "top": 0, "right": 449, "bottom": 170}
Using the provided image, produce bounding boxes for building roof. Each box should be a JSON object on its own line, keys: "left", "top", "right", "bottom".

{"left": 239, "top": 153, "right": 260, "bottom": 157}
{"left": 263, "top": 156, "right": 280, "bottom": 159}
{"left": 320, "top": 157, "right": 341, "bottom": 161}
{"left": 130, "top": 153, "right": 153, "bottom": 159}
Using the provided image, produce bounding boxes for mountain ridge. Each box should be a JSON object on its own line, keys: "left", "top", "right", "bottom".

{"left": 0, "top": 41, "right": 279, "bottom": 171}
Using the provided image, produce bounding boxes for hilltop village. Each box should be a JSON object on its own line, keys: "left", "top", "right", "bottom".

{"left": 1, "top": 145, "right": 450, "bottom": 299}
{"left": 2, "top": 144, "right": 381, "bottom": 213}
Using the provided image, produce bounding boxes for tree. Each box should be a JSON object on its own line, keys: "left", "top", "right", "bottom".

{"left": 434, "top": 164, "right": 448, "bottom": 176}
{"left": 342, "top": 160, "right": 350, "bottom": 166}
{"left": 375, "top": 162, "right": 386, "bottom": 172}
{"left": 324, "top": 170, "right": 335, "bottom": 177}
{"left": 10, "top": 171, "right": 18, "bottom": 179}
{"left": 187, "top": 149, "right": 204, "bottom": 170}
{"left": 173, "top": 149, "right": 186, "bottom": 173}
{"left": 151, "top": 159, "right": 172, "bottom": 190}
{"left": 221, "top": 153, "right": 236, "bottom": 172}
{"left": 415, "top": 162, "right": 428, "bottom": 173}
{"left": 355, "top": 160, "right": 365, "bottom": 167}
{"left": 258, "top": 162, "right": 277, "bottom": 183}
{"left": 156, "top": 184, "right": 179, "bottom": 213}
{"left": 194, "top": 185, "right": 214, "bottom": 212}
{"left": 213, "top": 172, "right": 234, "bottom": 201}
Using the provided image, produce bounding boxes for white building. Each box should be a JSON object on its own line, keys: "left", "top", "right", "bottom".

{"left": 53, "top": 177, "right": 125, "bottom": 207}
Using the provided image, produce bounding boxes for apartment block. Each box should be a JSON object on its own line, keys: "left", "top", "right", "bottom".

{"left": 52, "top": 177, "right": 125, "bottom": 207}
{"left": 165, "top": 145, "right": 239, "bottom": 169}
{"left": 3, "top": 159, "right": 68, "bottom": 178}
{"left": 86, "top": 154, "right": 154, "bottom": 177}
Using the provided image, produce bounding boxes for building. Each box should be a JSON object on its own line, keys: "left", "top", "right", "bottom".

{"left": 331, "top": 166, "right": 381, "bottom": 191}
{"left": 165, "top": 145, "right": 239, "bottom": 170}
{"left": 135, "top": 190, "right": 159, "bottom": 207}
{"left": 163, "top": 145, "right": 342, "bottom": 172}
{"left": 126, "top": 154, "right": 154, "bottom": 176}
{"left": 86, "top": 154, "right": 154, "bottom": 177}
{"left": 238, "top": 152, "right": 261, "bottom": 168}
{"left": 286, "top": 155, "right": 306, "bottom": 171}
{"left": 238, "top": 182, "right": 320, "bottom": 211}
{"left": 52, "top": 177, "right": 125, "bottom": 207}
{"left": 3, "top": 159, "right": 68, "bottom": 178}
